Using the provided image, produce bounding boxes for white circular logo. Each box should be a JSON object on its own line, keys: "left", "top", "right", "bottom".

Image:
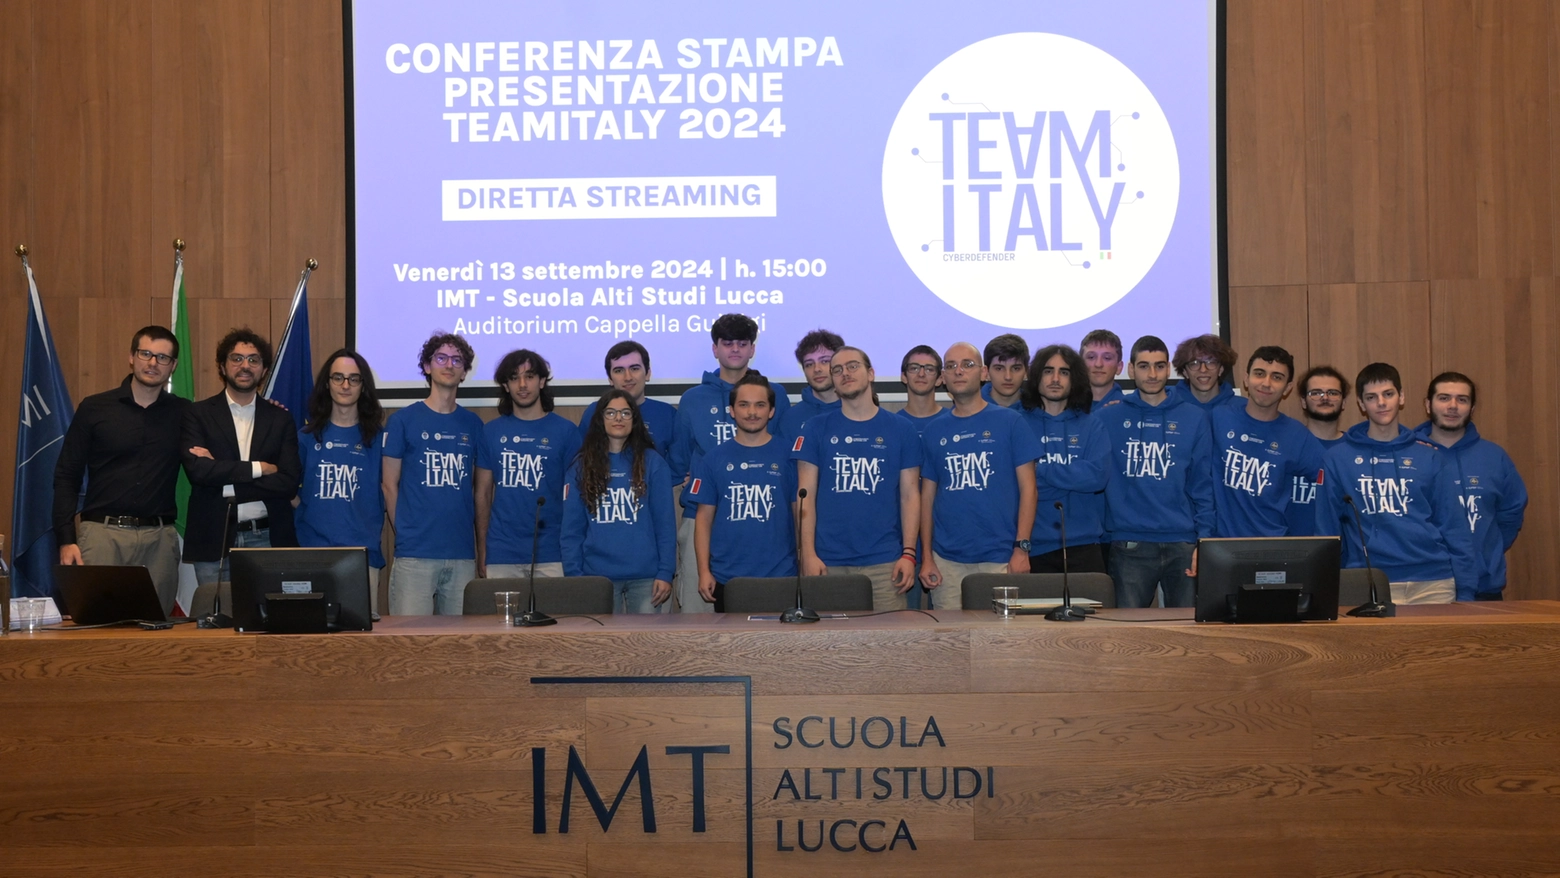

{"left": 325, "top": 441, "right": 334, "bottom": 449}
{"left": 500, "top": 436, "right": 508, "bottom": 444}
{"left": 740, "top": 462, "right": 749, "bottom": 470}
{"left": 1240, "top": 434, "right": 1249, "bottom": 442}
{"left": 434, "top": 433, "right": 444, "bottom": 441}
{"left": 953, "top": 434, "right": 961, "bottom": 443}
{"left": 940, "top": 437, "right": 948, "bottom": 446}
{"left": 1227, "top": 431, "right": 1235, "bottom": 439}
{"left": 727, "top": 463, "right": 735, "bottom": 471}
{"left": 710, "top": 406, "right": 718, "bottom": 414}
{"left": 314, "top": 443, "right": 322, "bottom": 451}
{"left": 882, "top": 33, "right": 1180, "bottom": 328}
{"left": 421, "top": 432, "right": 430, "bottom": 440}
{"left": 830, "top": 436, "right": 839, "bottom": 444}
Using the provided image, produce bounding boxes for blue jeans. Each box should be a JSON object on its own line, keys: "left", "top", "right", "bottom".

{"left": 389, "top": 557, "right": 477, "bottom": 615}
{"left": 193, "top": 528, "right": 272, "bottom": 587}
{"left": 1109, "top": 540, "right": 1195, "bottom": 608}
{"left": 614, "top": 578, "right": 662, "bottom": 614}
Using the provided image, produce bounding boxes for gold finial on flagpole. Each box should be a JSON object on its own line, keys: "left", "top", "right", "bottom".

{"left": 14, "top": 244, "right": 27, "bottom": 259}
{"left": 306, "top": 258, "right": 318, "bottom": 271}
{"left": 173, "top": 238, "right": 185, "bottom": 252}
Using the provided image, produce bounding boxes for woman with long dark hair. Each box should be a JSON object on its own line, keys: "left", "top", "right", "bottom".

{"left": 561, "top": 389, "right": 675, "bottom": 612}
{"left": 295, "top": 349, "right": 387, "bottom": 609}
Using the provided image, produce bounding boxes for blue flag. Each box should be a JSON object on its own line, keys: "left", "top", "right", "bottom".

{"left": 11, "top": 260, "right": 75, "bottom": 599}
{"left": 264, "top": 268, "right": 314, "bottom": 433}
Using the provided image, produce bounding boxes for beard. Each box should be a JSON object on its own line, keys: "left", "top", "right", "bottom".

{"left": 838, "top": 384, "right": 869, "bottom": 401}
{"left": 1305, "top": 407, "right": 1342, "bottom": 423}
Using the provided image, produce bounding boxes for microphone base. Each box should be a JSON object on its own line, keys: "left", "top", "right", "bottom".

{"left": 197, "top": 612, "right": 233, "bottom": 630}
{"left": 1347, "top": 601, "right": 1396, "bottom": 618}
{"left": 1044, "top": 605, "right": 1089, "bottom": 622}
{"left": 516, "top": 610, "right": 557, "bottom": 627}
{"left": 780, "top": 606, "right": 821, "bottom": 624}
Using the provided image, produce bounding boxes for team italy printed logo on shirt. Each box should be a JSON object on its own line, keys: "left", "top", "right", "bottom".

{"left": 499, "top": 450, "right": 546, "bottom": 489}
{"left": 943, "top": 447, "right": 994, "bottom": 491}
{"left": 726, "top": 482, "right": 777, "bottom": 522}
{"left": 1356, "top": 476, "right": 1413, "bottom": 516}
{"left": 594, "top": 472, "right": 641, "bottom": 524}
{"left": 1221, "top": 446, "right": 1274, "bottom": 497}
{"left": 831, "top": 449, "right": 883, "bottom": 494}
{"left": 423, "top": 450, "right": 467, "bottom": 488}
{"left": 315, "top": 462, "right": 361, "bottom": 501}
{"left": 1458, "top": 494, "right": 1481, "bottom": 531}
{"left": 1123, "top": 439, "right": 1174, "bottom": 479}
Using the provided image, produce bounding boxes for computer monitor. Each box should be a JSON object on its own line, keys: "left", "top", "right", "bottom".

{"left": 229, "top": 547, "right": 373, "bottom": 633}
{"left": 1195, "top": 537, "right": 1341, "bottom": 624}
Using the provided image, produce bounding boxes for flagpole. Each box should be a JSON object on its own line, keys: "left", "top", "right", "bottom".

{"left": 265, "top": 258, "right": 317, "bottom": 398}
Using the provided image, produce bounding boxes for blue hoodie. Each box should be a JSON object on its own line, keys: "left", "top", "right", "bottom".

{"left": 1168, "top": 381, "right": 1245, "bottom": 412}
{"left": 1411, "top": 421, "right": 1528, "bottom": 596}
{"left": 1098, "top": 394, "right": 1216, "bottom": 543}
{"left": 1021, "top": 406, "right": 1110, "bottom": 551}
{"left": 979, "top": 382, "right": 1023, "bottom": 409}
{"left": 776, "top": 384, "right": 839, "bottom": 445}
{"left": 670, "top": 369, "right": 791, "bottom": 517}
{"left": 1089, "top": 383, "right": 1133, "bottom": 412}
{"left": 1286, "top": 433, "right": 1345, "bottom": 536}
{"left": 1318, "top": 423, "right": 1480, "bottom": 594}
{"left": 1209, "top": 406, "right": 1325, "bottom": 537}
{"left": 561, "top": 449, "right": 677, "bottom": 582}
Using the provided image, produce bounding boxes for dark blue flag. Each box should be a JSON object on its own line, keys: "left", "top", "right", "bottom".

{"left": 265, "top": 268, "right": 314, "bottom": 433}
{"left": 11, "top": 260, "right": 75, "bottom": 599}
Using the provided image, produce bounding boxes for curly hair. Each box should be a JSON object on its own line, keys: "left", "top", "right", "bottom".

{"left": 575, "top": 389, "right": 657, "bottom": 515}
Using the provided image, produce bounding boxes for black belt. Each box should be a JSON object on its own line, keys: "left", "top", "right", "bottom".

{"left": 235, "top": 517, "right": 270, "bottom": 533}
{"left": 82, "top": 513, "right": 175, "bottom": 528}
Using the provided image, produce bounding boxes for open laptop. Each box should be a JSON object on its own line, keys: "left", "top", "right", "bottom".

{"left": 54, "top": 565, "right": 168, "bottom": 625}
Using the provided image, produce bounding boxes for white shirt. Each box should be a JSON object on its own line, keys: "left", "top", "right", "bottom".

{"left": 222, "top": 390, "right": 268, "bottom": 522}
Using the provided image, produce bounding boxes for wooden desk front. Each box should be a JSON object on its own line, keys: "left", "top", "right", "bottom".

{"left": 3, "top": 604, "right": 1559, "bottom": 877}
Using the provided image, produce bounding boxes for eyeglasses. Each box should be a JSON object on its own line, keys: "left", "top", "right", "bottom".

{"left": 1305, "top": 389, "right": 1343, "bottom": 399}
{"left": 602, "top": 408, "right": 634, "bottom": 421}
{"left": 904, "top": 363, "right": 939, "bottom": 376}
{"left": 329, "top": 373, "right": 363, "bottom": 387}
{"left": 226, "top": 353, "right": 263, "bottom": 367}
{"left": 943, "top": 359, "right": 980, "bottom": 373}
{"left": 134, "top": 349, "right": 174, "bottom": 366}
{"left": 432, "top": 353, "right": 466, "bottom": 367}
{"left": 830, "top": 361, "right": 866, "bottom": 376}
{"left": 1187, "top": 358, "right": 1221, "bottom": 371}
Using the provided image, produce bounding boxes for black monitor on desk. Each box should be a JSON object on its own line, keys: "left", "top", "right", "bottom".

{"left": 230, "top": 547, "right": 373, "bottom": 633}
{"left": 1195, "top": 537, "right": 1341, "bottom": 623}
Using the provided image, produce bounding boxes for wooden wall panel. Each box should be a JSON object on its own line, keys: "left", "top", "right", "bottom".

{"left": 191, "top": 297, "right": 275, "bottom": 399}
{"left": 1303, "top": 0, "right": 1429, "bottom": 284}
{"left": 1228, "top": 284, "right": 1311, "bottom": 421}
{"left": 1306, "top": 281, "right": 1431, "bottom": 432}
{"left": 1225, "top": 0, "right": 1309, "bottom": 286}
{"left": 75, "top": 298, "right": 154, "bottom": 394}
{"left": 269, "top": 0, "right": 346, "bottom": 303}
{"left": 1425, "top": 0, "right": 1553, "bottom": 280}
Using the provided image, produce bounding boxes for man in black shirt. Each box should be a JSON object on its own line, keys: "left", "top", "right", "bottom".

{"left": 53, "top": 326, "right": 190, "bottom": 614}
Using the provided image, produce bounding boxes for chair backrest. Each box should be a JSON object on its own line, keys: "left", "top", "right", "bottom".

{"left": 722, "top": 575, "right": 874, "bottom": 613}
{"left": 1338, "top": 568, "right": 1390, "bottom": 608}
{"left": 959, "top": 572, "right": 1117, "bottom": 610}
{"left": 464, "top": 577, "right": 615, "bottom": 616}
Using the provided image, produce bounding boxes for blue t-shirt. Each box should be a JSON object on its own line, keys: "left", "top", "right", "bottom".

{"left": 296, "top": 423, "right": 385, "bottom": 567}
{"left": 688, "top": 436, "right": 798, "bottom": 582}
{"left": 921, "top": 405, "right": 1044, "bottom": 563}
{"left": 476, "top": 412, "right": 582, "bottom": 565}
{"left": 382, "top": 402, "right": 484, "bottom": 559}
{"left": 1210, "top": 406, "right": 1325, "bottom": 538}
{"left": 791, "top": 408, "right": 922, "bottom": 566}
{"left": 580, "top": 397, "right": 677, "bottom": 459}
{"left": 561, "top": 449, "right": 677, "bottom": 581}
{"left": 896, "top": 407, "right": 949, "bottom": 438}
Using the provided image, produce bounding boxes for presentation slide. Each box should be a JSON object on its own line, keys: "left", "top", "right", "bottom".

{"left": 349, "top": 0, "right": 1220, "bottom": 394}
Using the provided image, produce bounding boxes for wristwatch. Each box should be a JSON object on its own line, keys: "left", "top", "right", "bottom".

{"left": 1012, "top": 539, "right": 1031, "bottom": 552}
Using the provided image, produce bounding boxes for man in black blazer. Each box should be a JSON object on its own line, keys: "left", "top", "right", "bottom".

{"left": 182, "top": 327, "right": 301, "bottom": 585}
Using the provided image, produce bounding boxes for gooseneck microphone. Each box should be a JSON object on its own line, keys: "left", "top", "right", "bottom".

{"left": 1045, "top": 500, "right": 1087, "bottom": 622}
{"left": 198, "top": 500, "right": 236, "bottom": 629}
{"left": 1343, "top": 495, "right": 1394, "bottom": 618}
{"left": 781, "top": 487, "right": 819, "bottom": 623}
{"left": 517, "top": 496, "right": 556, "bottom": 627}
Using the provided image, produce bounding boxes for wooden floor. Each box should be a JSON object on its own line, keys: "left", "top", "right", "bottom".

{"left": 3, "top": 603, "right": 1560, "bottom": 877}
